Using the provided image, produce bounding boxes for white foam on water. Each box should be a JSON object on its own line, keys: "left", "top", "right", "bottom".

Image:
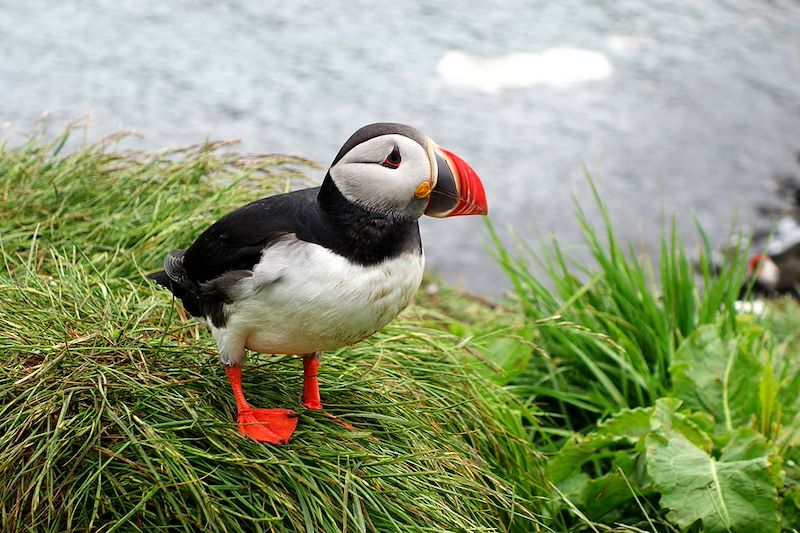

{"left": 606, "top": 35, "right": 645, "bottom": 54}
{"left": 437, "top": 47, "right": 613, "bottom": 93}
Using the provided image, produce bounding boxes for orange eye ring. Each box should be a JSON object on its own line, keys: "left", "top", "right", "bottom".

{"left": 381, "top": 146, "right": 401, "bottom": 169}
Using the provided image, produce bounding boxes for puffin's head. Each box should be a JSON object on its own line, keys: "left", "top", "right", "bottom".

{"left": 748, "top": 253, "right": 780, "bottom": 291}
{"left": 327, "top": 123, "right": 488, "bottom": 220}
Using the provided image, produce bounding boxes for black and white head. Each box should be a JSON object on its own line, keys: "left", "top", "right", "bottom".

{"left": 748, "top": 253, "right": 780, "bottom": 292}
{"left": 326, "top": 123, "right": 488, "bottom": 221}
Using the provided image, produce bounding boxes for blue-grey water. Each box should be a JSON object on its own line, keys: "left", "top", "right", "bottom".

{"left": 3, "top": 0, "right": 800, "bottom": 294}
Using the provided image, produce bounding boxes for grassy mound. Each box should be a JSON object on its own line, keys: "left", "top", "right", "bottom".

{"left": 0, "top": 130, "right": 542, "bottom": 532}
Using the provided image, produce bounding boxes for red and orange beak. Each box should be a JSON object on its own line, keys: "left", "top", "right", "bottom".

{"left": 424, "top": 146, "right": 488, "bottom": 217}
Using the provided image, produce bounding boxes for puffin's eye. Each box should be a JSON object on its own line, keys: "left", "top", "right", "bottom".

{"left": 381, "top": 146, "right": 401, "bottom": 169}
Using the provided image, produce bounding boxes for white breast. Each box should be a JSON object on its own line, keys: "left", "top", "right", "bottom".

{"left": 209, "top": 238, "right": 424, "bottom": 363}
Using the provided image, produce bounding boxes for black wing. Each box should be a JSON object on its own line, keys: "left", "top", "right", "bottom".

{"left": 182, "top": 187, "right": 328, "bottom": 284}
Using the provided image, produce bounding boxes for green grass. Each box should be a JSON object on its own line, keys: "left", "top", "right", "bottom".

{"left": 489, "top": 180, "right": 749, "bottom": 431}
{"left": 6, "top": 125, "right": 800, "bottom": 532}
{"left": 0, "top": 129, "right": 543, "bottom": 532}
{"left": 486, "top": 181, "right": 800, "bottom": 531}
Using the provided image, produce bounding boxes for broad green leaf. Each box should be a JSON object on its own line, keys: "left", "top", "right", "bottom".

{"left": 548, "top": 405, "right": 654, "bottom": 484}
{"left": 595, "top": 404, "right": 653, "bottom": 442}
{"left": 582, "top": 461, "right": 652, "bottom": 522}
{"left": 777, "top": 410, "right": 800, "bottom": 452}
{"left": 550, "top": 447, "right": 646, "bottom": 520}
{"left": 547, "top": 434, "right": 608, "bottom": 485}
{"left": 759, "top": 360, "right": 780, "bottom": 439}
{"left": 549, "top": 399, "right": 713, "bottom": 484}
{"left": 647, "top": 427, "right": 780, "bottom": 533}
{"left": 671, "top": 324, "right": 763, "bottom": 432}
{"left": 685, "top": 409, "right": 716, "bottom": 435}
{"left": 650, "top": 397, "right": 713, "bottom": 453}
{"left": 649, "top": 397, "right": 682, "bottom": 427}
{"left": 775, "top": 340, "right": 800, "bottom": 436}
{"left": 553, "top": 472, "right": 590, "bottom": 506}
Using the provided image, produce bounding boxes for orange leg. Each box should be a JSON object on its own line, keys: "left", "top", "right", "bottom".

{"left": 226, "top": 366, "right": 297, "bottom": 444}
{"left": 302, "top": 353, "right": 354, "bottom": 429}
{"left": 302, "top": 352, "right": 323, "bottom": 410}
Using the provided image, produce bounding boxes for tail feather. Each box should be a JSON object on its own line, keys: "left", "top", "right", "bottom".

{"left": 164, "top": 250, "right": 188, "bottom": 285}
{"left": 146, "top": 270, "right": 172, "bottom": 289}
{"left": 145, "top": 250, "right": 203, "bottom": 318}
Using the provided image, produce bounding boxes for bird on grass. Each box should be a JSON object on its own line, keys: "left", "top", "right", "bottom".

{"left": 743, "top": 218, "right": 800, "bottom": 299}
{"left": 147, "top": 123, "right": 488, "bottom": 444}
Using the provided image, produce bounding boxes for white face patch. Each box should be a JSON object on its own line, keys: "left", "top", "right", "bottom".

{"left": 329, "top": 134, "right": 432, "bottom": 218}
{"left": 759, "top": 258, "right": 780, "bottom": 290}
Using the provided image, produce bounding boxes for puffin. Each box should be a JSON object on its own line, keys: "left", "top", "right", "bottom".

{"left": 746, "top": 253, "right": 800, "bottom": 298}
{"left": 746, "top": 218, "right": 800, "bottom": 298}
{"left": 147, "top": 123, "right": 488, "bottom": 444}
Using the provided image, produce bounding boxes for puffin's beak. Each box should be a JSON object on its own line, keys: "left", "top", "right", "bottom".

{"left": 424, "top": 146, "right": 488, "bottom": 217}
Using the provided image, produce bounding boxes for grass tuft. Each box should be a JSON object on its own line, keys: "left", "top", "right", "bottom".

{"left": 489, "top": 178, "right": 750, "bottom": 430}
{"left": 1, "top": 126, "right": 316, "bottom": 280}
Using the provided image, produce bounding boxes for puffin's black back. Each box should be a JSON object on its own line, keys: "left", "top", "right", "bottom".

{"left": 181, "top": 180, "right": 420, "bottom": 283}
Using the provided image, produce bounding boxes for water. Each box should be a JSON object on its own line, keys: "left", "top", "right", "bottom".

{"left": 3, "top": 0, "right": 800, "bottom": 294}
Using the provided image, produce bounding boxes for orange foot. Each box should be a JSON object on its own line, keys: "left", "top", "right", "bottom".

{"left": 237, "top": 408, "right": 298, "bottom": 444}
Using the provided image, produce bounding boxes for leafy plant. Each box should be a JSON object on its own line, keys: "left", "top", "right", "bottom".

{"left": 671, "top": 321, "right": 767, "bottom": 434}
{"left": 487, "top": 179, "right": 800, "bottom": 531}
{"left": 647, "top": 425, "right": 780, "bottom": 533}
{"left": 489, "top": 180, "right": 749, "bottom": 432}
{"left": 543, "top": 319, "right": 800, "bottom": 531}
